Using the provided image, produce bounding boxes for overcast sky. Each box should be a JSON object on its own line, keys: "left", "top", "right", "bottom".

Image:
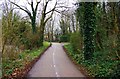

{"left": 1, "top": 0, "right": 119, "bottom": 19}
{"left": 0, "top": 0, "right": 76, "bottom": 18}
{"left": 0, "top": 0, "right": 77, "bottom": 30}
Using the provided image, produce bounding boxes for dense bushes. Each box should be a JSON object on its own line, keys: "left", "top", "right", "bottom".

{"left": 70, "top": 33, "right": 83, "bottom": 52}
{"left": 65, "top": 2, "right": 120, "bottom": 77}
{"left": 19, "top": 32, "right": 40, "bottom": 50}
{"left": 64, "top": 44, "right": 120, "bottom": 77}
{"left": 2, "top": 42, "right": 50, "bottom": 77}
{"left": 2, "top": 12, "right": 42, "bottom": 62}
{"left": 65, "top": 44, "right": 84, "bottom": 64}
{"left": 59, "top": 34, "right": 70, "bottom": 42}
{"left": 110, "top": 63, "right": 120, "bottom": 78}
{"left": 2, "top": 9, "right": 51, "bottom": 78}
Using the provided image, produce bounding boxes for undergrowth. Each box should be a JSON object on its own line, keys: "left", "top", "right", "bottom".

{"left": 64, "top": 44, "right": 120, "bottom": 77}
{"left": 2, "top": 42, "right": 50, "bottom": 77}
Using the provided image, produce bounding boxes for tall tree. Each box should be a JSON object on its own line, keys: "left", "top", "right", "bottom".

{"left": 59, "top": 18, "right": 68, "bottom": 35}
{"left": 39, "top": 0, "right": 57, "bottom": 46}
{"left": 71, "top": 14, "right": 76, "bottom": 33}
{"left": 83, "top": 2, "right": 97, "bottom": 60}
{"left": 75, "top": 2, "right": 84, "bottom": 36}
{"left": 109, "top": 2, "right": 119, "bottom": 53}
{"left": 10, "top": 0, "right": 41, "bottom": 34}
{"left": 2, "top": 0, "right": 13, "bottom": 54}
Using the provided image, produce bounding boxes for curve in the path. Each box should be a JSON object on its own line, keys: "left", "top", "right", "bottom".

{"left": 27, "top": 43, "right": 85, "bottom": 77}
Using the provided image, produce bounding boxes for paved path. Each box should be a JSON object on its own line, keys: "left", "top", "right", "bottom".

{"left": 27, "top": 43, "right": 85, "bottom": 77}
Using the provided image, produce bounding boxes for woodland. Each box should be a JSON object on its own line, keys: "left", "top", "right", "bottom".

{"left": 0, "top": 0, "right": 120, "bottom": 78}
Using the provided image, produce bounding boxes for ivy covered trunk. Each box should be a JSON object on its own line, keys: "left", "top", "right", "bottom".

{"left": 31, "top": 18, "right": 36, "bottom": 34}
{"left": 39, "top": 17, "right": 45, "bottom": 46}
{"left": 83, "top": 3, "right": 96, "bottom": 60}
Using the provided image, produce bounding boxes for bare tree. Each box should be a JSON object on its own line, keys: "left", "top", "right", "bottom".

{"left": 71, "top": 14, "right": 76, "bottom": 33}
{"left": 2, "top": 0, "right": 13, "bottom": 54}
{"left": 45, "top": 17, "right": 55, "bottom": 42}
{"left": 39, "top": 0, "right": 57, "bottom": 46}
{"left": 9, "top": 0, "right": 41, "bottom": 34}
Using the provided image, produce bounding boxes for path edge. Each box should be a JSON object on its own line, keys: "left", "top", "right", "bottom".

{"left": 62, "top": 45, "right": 93, "bottom": 79}
{"left": 2, "top": 44, "right": 52, "bottom": 79}
{"left": 24, "top": 44, "right": 52, "bottom": 77}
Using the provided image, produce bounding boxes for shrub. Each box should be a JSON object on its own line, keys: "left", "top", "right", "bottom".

{"left": 70, "top": 33, "right": 83, "bottom": 52}
{"left": 110, "top": 63, "right": 120, "bottom": 78}
{"left": 20, "top": 32, "right": 40, "bottom": 50}
{"left": 59, "top": 34, "right": 70, "bottom": 42}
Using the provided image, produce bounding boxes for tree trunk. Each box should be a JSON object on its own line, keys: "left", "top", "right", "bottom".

{"left": 83, "top": 3, "right": 96, "bottom": 60}
{"left": 103, "top": 2, "right": 109, "bottom": 38}
{"left": 72, "top": 14, "right": 76, "bottom": 33}
{"left": 39, "top": 21, "right": 45, "bottom": 46}
{"left": 96, "top": 31, "right": 103, "bottom": 50}
{"left": 31, "top": 15, "right": 37, "bottom": 34}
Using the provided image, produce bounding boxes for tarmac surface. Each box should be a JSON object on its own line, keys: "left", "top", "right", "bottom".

{"left": 27, "top": 43, "right": 85, "bottom": 77}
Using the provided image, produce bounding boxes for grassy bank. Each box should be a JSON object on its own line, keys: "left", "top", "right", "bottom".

{"left": 2, "top": 42, "right": 50, "bottom": 77}
{"left": 64, "top": 44, "right": 120, "bottom": 77}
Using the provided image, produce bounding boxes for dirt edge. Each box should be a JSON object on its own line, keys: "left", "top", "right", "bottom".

{"left": 2, "top": 44, "right": 52, "bottom": 79}
{"left": 62, "top": 46, "right": 94, "bottom": 79}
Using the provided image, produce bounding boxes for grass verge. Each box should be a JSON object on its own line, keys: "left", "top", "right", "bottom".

{"left": 2, "top": 42, "right": 51, "bottom": 78}
{"left": 64, "top": 44, "right": 120, "bottom": 77}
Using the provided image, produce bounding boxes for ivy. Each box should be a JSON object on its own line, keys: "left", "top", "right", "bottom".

{"left": 83, "top": 3, "right": 97, "bottom": 60}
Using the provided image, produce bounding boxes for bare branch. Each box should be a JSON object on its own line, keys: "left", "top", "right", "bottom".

{"left": 56, "top": 6, "right": 71, "bottom": 8}
{"left": 31, "top": 1, "right": 34, "bottom": 13}
{"left": 35, "top": 1, "right": 41, "bottom": 13}
{"left": 55, "top": 9, "right": 61, "bottom": 13}
{"left": 45, "top": 7, "right": 55, "bottom": 15}
{"left": 26, "top": 0, "right": 31, "bottom": 5}
{"left": 43, "top": 0, "right": 50, "bottom": 14}
{"left": 45, "top": 1, "right": 57, "bottom": 15}
{"left": 44, "top": 2, "right": 57, "bottom": 23}
{"left": 10, "top": 1, "right": 32, "bottom": 17}
{"left": 55, "top": 9, "right": 69, "bottom": 16}
{"left": 20, "top": 5, "right": 30, "bottom": 12}
{"left": 44, "top": 11, "right": 54, "bottom": 24}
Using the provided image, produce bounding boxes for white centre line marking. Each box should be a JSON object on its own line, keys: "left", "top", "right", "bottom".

{"left": 56, "top": 72, "right": 58, "bottom": 75}
{"left": 56, "top": 72, "right": 60, "bottom": 77}
{"left": 52, "top": 45, "right": 60, "bottom": 77}
{"left": 53, "top": 48, "right": 55, "bottom": 65}
{"left": 57, "top": 74, "right": 59, "bottom": 77}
